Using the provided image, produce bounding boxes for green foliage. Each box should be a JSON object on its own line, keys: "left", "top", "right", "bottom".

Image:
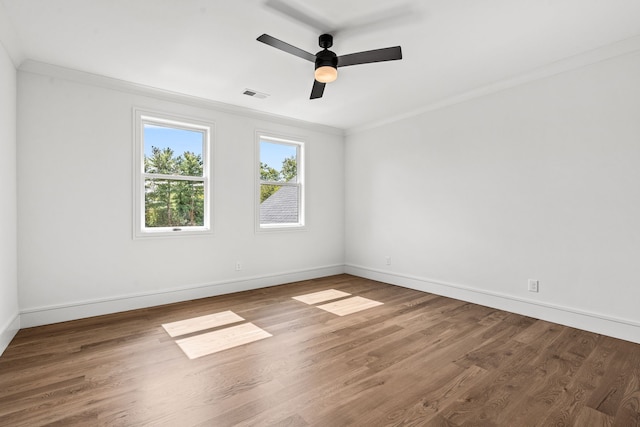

{"left": 259, "top": 156, "right": 297, "bottom": 203}
{"left": 260, "top": 162, "right": 280, "bottom": 181}
{"left": 144, "top": 147, "right": 204, "bottom": 228}
{"left": 145, "top": 147, "right": 176, "bottom": 174}
{"left": 281, "top": 157, "right": 297, "bottom": 182}
{"left": 260, "top": 162, "right": 280, "bottom": 203}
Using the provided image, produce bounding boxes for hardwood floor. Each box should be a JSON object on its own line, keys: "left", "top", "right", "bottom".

{"left": 1, "top": 274, "right": 639, "bottom": 426}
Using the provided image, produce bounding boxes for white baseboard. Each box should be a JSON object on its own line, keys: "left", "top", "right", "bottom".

{"left": 20, "top": 265, "right": 345, "bottom": 328}
{"left": 345, "top": 264, "right": 640, "bottom": 345}
{"left": 16, "top": 264, "right": 640, "bottom": 345}
{"left": 0, "top": 313, "right": 20, "bottom": 356}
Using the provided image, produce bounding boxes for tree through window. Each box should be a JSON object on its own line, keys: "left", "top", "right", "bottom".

{"left": 258, "top": 136, "right": 304, "bottom": 229}
{"left": 134, "top": 111, "right": 212, "bottom": 237}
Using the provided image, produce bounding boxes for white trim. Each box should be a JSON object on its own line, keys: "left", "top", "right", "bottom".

{"left": 345, "top": 264, "right": 640, "bottom": 345}
{"left": 15, "top": 36, "right": 640, "bottom": 136}
{"left": 255, "top": 131, "right": 306, "bottom": 232}
{"left": 12, "top": 265, "right": 640, "bottom": 344}
{"left": 0, "top": 313, "right": 20, "bottom": 356}
{"left": 132, "top": 108, "right": 214, "bottom": 239}
{"left": 18, "top": 60, "right": 344, "bottom": 136}
{"left": 348, "top": 34, "right": 640, "bottom": 135}
{"left": 19, "top": 265, "right": 345, "bottom": 328}
{"left": 0, "top": 1, "right": 25, "bottom": 67}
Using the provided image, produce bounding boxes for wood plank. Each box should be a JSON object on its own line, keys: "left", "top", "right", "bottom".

{"left": 161, "top": 310, "right": 244, "bottom": 337}
{"left": 292, "top": 289, "right": 351, "bottom": 305}
{"left": 175, "top": 322, "right": 272, "bottom": 359}
{"left": 316, "top": 296, "right": 383, "bottom": 316}
{"left": 575, "top": 406, "right": 614, "bottom": 426}
{"left": 1, "top": 274, "right": 640, "bottom": 427}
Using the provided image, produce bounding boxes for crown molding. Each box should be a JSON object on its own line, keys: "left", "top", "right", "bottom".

{"left": 18, "top": 60, "right": 345, "bottom": 137}
{"left": 348, "top": 34, "right": 640, "bottom": 135}
{"left": 15, "top": 32, "right": 640, "bottom": 137}
{"left": 0, "top": 2, "right": 25, "bottom": 67}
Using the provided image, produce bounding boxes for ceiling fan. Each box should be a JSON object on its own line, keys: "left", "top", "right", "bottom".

{"left": 257, "top": 33, "right": 402, "bottom": 99}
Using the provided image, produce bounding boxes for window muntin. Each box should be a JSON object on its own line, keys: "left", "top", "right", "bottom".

{"left": 134, "top": 111, "right": 212, "bottom": 237}
{"left": 257, "top": 135, "right": 304, "bottom": 229}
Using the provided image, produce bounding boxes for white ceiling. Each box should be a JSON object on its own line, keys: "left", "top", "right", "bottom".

{"left": 2, "top": 0, "right": 640, "bottom": 130}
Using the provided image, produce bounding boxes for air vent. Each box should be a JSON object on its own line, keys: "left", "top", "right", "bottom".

{"left": 243, "top": 89, "right": 269, "bottom": 99}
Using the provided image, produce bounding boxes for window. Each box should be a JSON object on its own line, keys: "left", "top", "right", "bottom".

{"left": 257, "top": 134, "right": 304, "bottom": 230}
{"left": 134, "top": 110, "right": 212, "bottom": 237}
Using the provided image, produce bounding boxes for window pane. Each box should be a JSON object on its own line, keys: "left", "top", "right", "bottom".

{"left": 260, "top": 141, "right": 297, "bottom": 183}
{"left": 145, "top": 178, "right": 205, "bottom": 227}
{"left": 260, "top": 184, "right": 299, "bottom": 224}
{"left": 144, "top": 124, "right": 204, "bottom": 177}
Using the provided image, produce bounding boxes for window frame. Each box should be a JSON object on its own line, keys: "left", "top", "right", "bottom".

{"left": 255, "top": 132, "right": 305, "bottom": 232}
{"left": 133, "top": 108, "right": 213, "bottom": 239}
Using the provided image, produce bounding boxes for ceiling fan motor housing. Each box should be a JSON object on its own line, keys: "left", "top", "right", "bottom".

{"left": 315, "top": 49, "right": 338, "bottom": 70}
{"left": 316, "top": 34, "right": 337, "bottom": 70}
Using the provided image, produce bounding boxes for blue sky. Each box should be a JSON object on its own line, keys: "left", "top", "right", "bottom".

{"left": 143, "top": 126, "right": 295, "bottom": 171}
{"left": 260, "top": 140, "right": 296, "bottom": 171}
{"left": 143, "top": 125, "right": 203, "bottom": 158}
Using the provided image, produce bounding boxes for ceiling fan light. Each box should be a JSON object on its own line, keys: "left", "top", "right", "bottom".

{"left": 314, "top": 66, "right": 338, "bottom": 83}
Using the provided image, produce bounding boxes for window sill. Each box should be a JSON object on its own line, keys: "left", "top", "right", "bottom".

{"left": 134, "top": 227, "right": 213, "bottom": 239}
{"left": 256, "top": 223, "right": 306, "bottom": 233}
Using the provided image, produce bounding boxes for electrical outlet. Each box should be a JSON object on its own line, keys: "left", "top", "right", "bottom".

{"left": 235, "top": 261, "right": 242, "bottom": 271}
{"left": 528, "top": 279, "right": 539, "bottom": 293}
{"left": 385, "top": 256, "right": 391, "bottom": 265}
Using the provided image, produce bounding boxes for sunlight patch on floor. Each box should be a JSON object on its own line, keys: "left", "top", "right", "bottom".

{"left": 162, "top": 310, "right": 245, "bottom": 337}
{"left": 317, "top": 296, "right": 384, "bottom": 316}
{"left": 175, "top": 322, "right": 272, "bottom": 359}
{"left": 292, "top": 289, "right": 351, "bottom": 305}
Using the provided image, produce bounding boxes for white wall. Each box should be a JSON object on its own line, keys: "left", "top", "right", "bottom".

{"left": 345, "top": 50, "right": 640, "bottom": 343}
{"left": 0, "top": 41, "right": 19, "bottom": 355}
{"left": 17, "top": 64, "right": 345, "bottom": 326}
{"left": 11, "top": 44, "right": 640, "bottom": 347}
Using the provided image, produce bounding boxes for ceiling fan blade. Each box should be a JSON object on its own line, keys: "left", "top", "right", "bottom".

{"left": 264, "top": 0, "right": 333, "bottom": 33}
{"left": 310, "top": 80, "right": 326, "bottom": 99}
{"left": 338, "top": 46, "right": 402, "bottom": 68}
{"left": 257, "top": 34, "right": 316, "bottom": 62}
